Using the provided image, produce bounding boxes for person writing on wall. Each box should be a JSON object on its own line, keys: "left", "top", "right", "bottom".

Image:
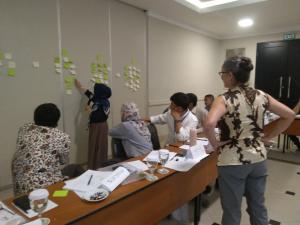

{"left": 204, "top": 56, "right": 295, "bottom": 225}
{"left": 75, "top": 79, "right": 112, "bottom": 169}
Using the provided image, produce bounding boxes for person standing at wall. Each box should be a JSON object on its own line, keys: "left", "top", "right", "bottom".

{"left": 204, "top": 56, "right": 295, "bottom": 225}
{"left": 75, "top": 80, "right": 111, "bottom": 169}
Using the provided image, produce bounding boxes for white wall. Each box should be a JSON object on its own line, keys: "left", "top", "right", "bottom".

{"left": 220, "top": 32, "right": 300, "bottom": 87}
{"left": 147, "top": 16, "right": 223, "bottom": 143}
{"left": 0, "top": 0, "right": 147, "bottom": 189}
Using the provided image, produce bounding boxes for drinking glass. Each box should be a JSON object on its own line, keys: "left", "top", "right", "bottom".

{"left": 29, "top": 189, "right": 50, "bottom": 225}
{"left": 145, "top": 160, "right": 158, "bottom": 181}
{"left": 158, "top": 149, "right": 170, "bottom": 174}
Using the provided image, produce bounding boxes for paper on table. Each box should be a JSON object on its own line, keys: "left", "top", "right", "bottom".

{"left": 143, "top": 150, "right": 176, "bottom": 163}
{"left": 100, "top": 167, "right": 130, "bottom": 192}
{"left": 12, "top": 200, "right": 57, "bottom": 219}
{"left": 166, "top": 141, "right": 209, "bottom": 172}
{"left": 63, "top": 170, "right": 112, "bottom": 193}
{"left": 23, "top": 219, "right": 43, "bottom": 225}
{"left": 0, "top": 201, "right": 26, "bottom": 225}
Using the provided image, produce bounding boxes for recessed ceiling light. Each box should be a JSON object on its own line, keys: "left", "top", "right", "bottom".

{"left": 184, "top": 0, "right": 239, "bottom": 9}
{"left": 238, "top": 18, "right": 253, "bottom": 27}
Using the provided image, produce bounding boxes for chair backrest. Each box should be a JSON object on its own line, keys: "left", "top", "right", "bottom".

{"left": 111, "top": 138, "right": 128, "bottom": 160}
{"left": 147, "top": 123, "right": 161, "bottom": 150}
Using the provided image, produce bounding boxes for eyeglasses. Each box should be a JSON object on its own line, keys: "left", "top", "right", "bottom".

{"left": 218, "top": 71, "right": 229, "bottom": 76}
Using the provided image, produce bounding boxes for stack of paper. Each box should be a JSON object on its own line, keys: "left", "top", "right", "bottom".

{"left": 165, "top": 140, "right": 209, "bottom": 172}
{"left": 100, "top": 167, "right": 130, "bottom": 192}
{"left": 0, "top": 201, "right": 26, "bottom": 225}
{"left": 63, "top": 170, "right": 113, "bottom": 197}
{"left": 143, "top": 150, "right": 176, "bottom": 163}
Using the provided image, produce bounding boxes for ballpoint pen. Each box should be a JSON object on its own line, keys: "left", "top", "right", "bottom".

{"left": 87, "top": 175, "right": 93, "bottom": 185}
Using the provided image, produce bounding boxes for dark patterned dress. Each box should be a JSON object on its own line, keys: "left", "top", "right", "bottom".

{"left": 12, "top": 123, "right": 70, "bottom": 196}
{"left": 218, "top": 86, "right": 269, "bottom": 166}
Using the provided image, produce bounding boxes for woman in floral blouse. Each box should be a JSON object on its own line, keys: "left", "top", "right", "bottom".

{"left": 12, "top": 103, "right": 70, "bottom": 196}
{"left": 204, "top": 56, "right": 295, "bottom": 225}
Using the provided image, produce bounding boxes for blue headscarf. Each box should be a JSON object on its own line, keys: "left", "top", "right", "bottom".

{"left": 91, "top": 83, "right": 111, "bottom": 116}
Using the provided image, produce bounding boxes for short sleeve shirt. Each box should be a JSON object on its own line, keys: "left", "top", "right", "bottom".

{"left": 217, "top": 86, "right": 269, "bottom": 166}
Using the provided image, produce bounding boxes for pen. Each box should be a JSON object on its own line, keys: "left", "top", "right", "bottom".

{"left": 87, "top": 175, "right": 93, "bottom": 185}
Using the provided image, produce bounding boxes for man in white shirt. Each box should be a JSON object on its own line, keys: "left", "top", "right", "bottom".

{"left": 195, "top": 94, "right": 214, "bottom": 130}
{"left": 146, "top": 92, "right": 198, "bottom": 145}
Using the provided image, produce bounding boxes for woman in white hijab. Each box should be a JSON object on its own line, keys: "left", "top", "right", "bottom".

{"left": 109, "top": 102, "right": 153, "bottom": 157}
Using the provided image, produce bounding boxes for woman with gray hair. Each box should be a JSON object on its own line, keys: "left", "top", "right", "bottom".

{"left": 109, "top": 102, "right": 153, "bottom": 157}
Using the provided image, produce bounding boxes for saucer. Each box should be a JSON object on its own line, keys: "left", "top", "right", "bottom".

{"left": 82, "top": 189, "right": 109, "bottom": 202}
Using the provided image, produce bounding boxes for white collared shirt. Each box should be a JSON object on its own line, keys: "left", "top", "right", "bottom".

{"left": 150, "top": 110, "right": 198, "bottom": 145}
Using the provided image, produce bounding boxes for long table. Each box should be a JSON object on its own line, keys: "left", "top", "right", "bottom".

{"left": 4, "top": 146, "right": 218, "bottom": 225}
{"left": 264, "top": 117, "right": 300, "bottom": 152}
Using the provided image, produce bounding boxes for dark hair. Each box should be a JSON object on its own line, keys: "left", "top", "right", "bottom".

{"left": 170, "top": 92, "right": 189, "bottom": 110}
{"left": 204, "top": 94, "right": 214, "bottom": 101}
{"left": 34, "top": 103, "right": 61, "bottom": 128}
{"left": 187, "top": 93, "right": 198, "bottom": 107}
{"left": 222, "top": 56, "right": 253, "bottom": 84}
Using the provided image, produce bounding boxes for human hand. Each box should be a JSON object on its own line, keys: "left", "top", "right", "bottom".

{"left": 75, "top": 79, "right": 82, "bottom": 89}
{"left": 171, "top": 110, "right": 181, "bottom": 121}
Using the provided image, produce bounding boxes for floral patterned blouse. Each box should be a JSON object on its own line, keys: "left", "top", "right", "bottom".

{"left": 217, "top": 86, "right": 269, "bottom": 166}
{"left": 12, "top": 123, "right": 70, "bottom": 196}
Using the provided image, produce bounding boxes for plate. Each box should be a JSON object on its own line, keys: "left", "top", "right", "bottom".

{"left": 82, "top": 188, "right": 109, "bottom": 202}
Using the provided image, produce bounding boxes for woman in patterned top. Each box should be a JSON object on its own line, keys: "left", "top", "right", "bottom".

{"left": 12, "top": 103, "right": 70, "bottom": 196}
{"left": 204, "top": 56, "right": 295, "bottom": 225}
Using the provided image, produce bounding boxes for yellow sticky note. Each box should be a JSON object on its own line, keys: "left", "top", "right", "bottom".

{"left": 53, "top": 190, "right": 69, "bottom": 197}
{"left": 7, "top": 68, "right": 15, "bottom": 77}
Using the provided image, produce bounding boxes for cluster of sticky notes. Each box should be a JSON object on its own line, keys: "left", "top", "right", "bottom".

{"left": 54, "top": 49, "right": 77, "bottom": 94}
{"left": 0, "top": 50, "right": 16, "bottom": 77}
{"left": 53, "top": 190, "right": 69, "bottom": 197}
{"left": 90, "top": 54, "right": 110, "bottom": 85}
{"left": 123, "top": 61, "right": 141, "bottom": 92}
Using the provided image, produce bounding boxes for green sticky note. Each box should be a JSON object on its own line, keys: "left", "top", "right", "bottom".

{"left": 7, "top": 68, "right": 15, "bottom": 77}
{"left": 53, "top": 190, "right": 69, "bottom": 197}
{"left": 63, "top": 62, "right": 72, "bottom": 69}
{"left": 54, "top": 57, "right": 60, "bottom": 64}
{"left": 62, "top": 49, "right": 68, "bottom": 57}
{"left": 0, "top": 51, "right": 4, "bottom": 60}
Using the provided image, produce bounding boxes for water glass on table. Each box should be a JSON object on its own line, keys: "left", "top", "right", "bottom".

{"left": 145, "top": 160, "right": 158, "bottom": 181}
{"left": 28, "top": 189, "right": 50, "bottom": 225}
{"left": 158, "top": 149, "right": 170, "bottom": 174}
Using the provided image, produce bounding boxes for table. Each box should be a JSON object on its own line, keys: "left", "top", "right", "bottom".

{"left": 264, "top": 118, "right": 300, "bottom": 152}
{"left": 4, "top": 146, "right": 218, "bottom": 225}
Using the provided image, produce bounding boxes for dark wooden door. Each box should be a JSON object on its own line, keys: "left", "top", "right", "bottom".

{"left": 287, "top": 40, "right": 300, "bottom": 107}
{"left": 255, "top": 41, "right": 288, "bottom": 102}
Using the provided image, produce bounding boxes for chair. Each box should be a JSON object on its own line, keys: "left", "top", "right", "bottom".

{"left": 147, "top": 123, "right": 161, "bottom": 150}
{"left": 111, "top": 138, "right": 128, "bottom": 161}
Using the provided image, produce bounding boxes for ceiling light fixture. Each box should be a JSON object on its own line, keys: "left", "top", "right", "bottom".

{"left": 238, "top": 18, "right": 253, "bottom": 27}
{"left": 184, "top": 0, "right": 239, "bottom": 9}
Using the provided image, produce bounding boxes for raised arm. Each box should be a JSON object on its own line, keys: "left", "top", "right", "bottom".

{"left": 75, "top": 79, "right": 87, "bottom": 93}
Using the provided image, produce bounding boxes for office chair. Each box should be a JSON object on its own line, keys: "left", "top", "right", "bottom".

{"left": 147, "top": 123, "right": 161, "bottom": 150}
{"left": 111, "top": 138, "right": 128, "bottom": 161}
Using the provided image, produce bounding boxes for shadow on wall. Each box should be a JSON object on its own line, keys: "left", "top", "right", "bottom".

{"left": 74, "top": 97, "right": 89, "bottom": 164}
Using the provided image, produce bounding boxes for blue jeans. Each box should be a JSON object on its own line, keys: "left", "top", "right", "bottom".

{"left": 218, "top": 161, "right": 268, "bottom": 225}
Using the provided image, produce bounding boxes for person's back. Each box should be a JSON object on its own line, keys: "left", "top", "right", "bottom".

{"left": 12, "top": 103, "right": 70, "bottom": 196}
{"left": 218, "top": 86, "right": 268, "bottom": 165}
{"left": 109, "top": 102, "right": 152, "bottom": 157}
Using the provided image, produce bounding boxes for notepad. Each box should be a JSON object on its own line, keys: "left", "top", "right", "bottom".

{"left": 53, "top": 190, "right": 69, "bottom": 197}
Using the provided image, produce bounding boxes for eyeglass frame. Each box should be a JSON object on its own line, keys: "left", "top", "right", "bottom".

{"left": 218, "top": 71, "right": 230, "bottom": 76}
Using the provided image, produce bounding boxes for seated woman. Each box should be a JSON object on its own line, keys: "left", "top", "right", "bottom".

{"left": 12, "top": 103, "right": 70, "bottom": 196}
{"left": 109, "top": 102, "right": 153, "bottom": 157}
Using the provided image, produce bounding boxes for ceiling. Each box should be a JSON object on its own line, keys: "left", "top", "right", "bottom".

{"left": 120, "top": 0, "right": 300, "bottom": 39}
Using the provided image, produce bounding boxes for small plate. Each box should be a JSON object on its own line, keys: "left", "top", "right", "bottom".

{"left": 82, "top": 188, "right": 109, "bottom": 202}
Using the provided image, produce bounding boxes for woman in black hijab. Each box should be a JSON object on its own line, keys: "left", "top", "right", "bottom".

{"left": 75, "top": 79, "right": 112, "bottom": 169}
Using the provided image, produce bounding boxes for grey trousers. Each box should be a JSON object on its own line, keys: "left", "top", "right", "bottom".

{"left": 218, "top": 160, "right": 268, "bottom": 225}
